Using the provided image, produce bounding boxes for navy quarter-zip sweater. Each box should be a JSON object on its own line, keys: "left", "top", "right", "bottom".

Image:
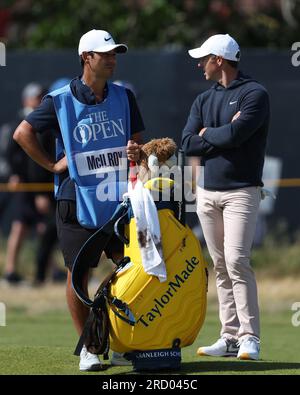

{"left": 181, "top": 72, "right": 270, "bottom": 190}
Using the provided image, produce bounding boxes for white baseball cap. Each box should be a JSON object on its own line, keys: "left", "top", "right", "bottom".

{"left": 188, "top": 34, "right": 240, "bottom": 61}
{"left": 78, "top": 29, "right": 128, "bottom": 55}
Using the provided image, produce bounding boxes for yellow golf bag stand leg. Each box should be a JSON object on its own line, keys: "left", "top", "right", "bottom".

{"left": 108, "top": 175, "right": 208, "bottom": 371}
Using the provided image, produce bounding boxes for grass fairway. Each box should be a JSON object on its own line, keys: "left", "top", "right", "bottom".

{"left": 0, "top": 304, "right": 299, "bottom": 375}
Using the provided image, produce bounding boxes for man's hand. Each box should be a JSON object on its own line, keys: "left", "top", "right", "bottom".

{"left": 199, "top": 127, "right": 207, "bottom": 136}
{"left": 14, "top": 121, "right": 68, "bottom": 175}
{"left": 198, "top": 111, "right": 241, "bottom": 138}
{"left": 126, "top": 140, "right": 140, "bottom": 162}
{"left": 52, "top": 156, "right": 68, "bottom": 174}
{"left": 232, "top": 111, "right": 241, "bottom": 122}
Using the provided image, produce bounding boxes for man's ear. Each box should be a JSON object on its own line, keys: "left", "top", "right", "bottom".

{"left": 81, "top": 51, "right": 93, "bottom": 64}
{"left": 216, "top": 56, "right": 224, "bottom": 66}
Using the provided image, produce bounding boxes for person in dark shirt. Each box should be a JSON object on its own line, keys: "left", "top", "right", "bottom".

{"left": 1, "top": 82, "right": 46, "bottom": 285}
{"left": 13, "top": 29, "right": 144, "bottom": 371}
{"left": 31, "top": 78, "right": 71, "bottom": 286}
{"left": 182, "top": 34, "right": 270, "bottom": 361}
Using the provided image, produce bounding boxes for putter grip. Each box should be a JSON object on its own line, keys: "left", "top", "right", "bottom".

{"left": 178, "top": 149, "right": 184, "bottom": 169}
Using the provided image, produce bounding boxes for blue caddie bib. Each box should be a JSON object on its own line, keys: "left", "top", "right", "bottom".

{"left": 50, "top": 81, "right": 131, "bottom": 228}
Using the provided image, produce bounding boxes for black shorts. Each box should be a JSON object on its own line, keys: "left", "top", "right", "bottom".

{"left": 56, "top": 200, "right": 123, "bottom": 270}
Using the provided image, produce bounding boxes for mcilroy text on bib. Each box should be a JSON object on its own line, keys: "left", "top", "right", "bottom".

{"left": 75, "top": 146, "right": 127, "bottom": 176}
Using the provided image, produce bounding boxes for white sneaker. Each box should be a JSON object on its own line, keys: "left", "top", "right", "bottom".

{"left": 197, "top": 337, "right": 239, "bottom": 357}
{"left": 111, "top": 352, "right": 132, "bottom": 366}
{"left": 79, "top": 345, "right": 102, "bottom": 371}
{"left": 237, "top": 336, "right": 260, "bottom": 360}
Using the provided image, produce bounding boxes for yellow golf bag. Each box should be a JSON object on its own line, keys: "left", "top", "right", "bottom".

{"left": 109, "top": 199, "right": 207, "bottom": 346}
{"left": 72, "top": 165, "right": 207, "bottom": 371}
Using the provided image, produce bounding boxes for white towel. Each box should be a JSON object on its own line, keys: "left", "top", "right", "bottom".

{"left": 127, "top": 179, "right": 167, "bottom": 282}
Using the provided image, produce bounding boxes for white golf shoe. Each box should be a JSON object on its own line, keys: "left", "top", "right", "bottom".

{"left": 79, "top": 345, "right": 102, "bottom": 371}
{"left": 197, "top": 337, "right": 239, "bottom": 357}
{"left": 237, "top": 336, "right": 260, "bottom": 360}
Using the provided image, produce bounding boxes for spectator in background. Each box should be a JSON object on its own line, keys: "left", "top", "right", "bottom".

{"left": 0, "top": 121, "right": 14, "bottom": 218}
{"left": 1, "top": 81, "right": 67, "bottom": 286}
{"left": 32, "top": 78, "right": 71, "bottom": 286}
{"left": 1, "top": 82, "right": 45, "bottom": 285}
{"left": 48, "top": 78, "right": 72, "bottom": 92}
{"left": 113, "top": 80, "right": 138, "bottom": 99}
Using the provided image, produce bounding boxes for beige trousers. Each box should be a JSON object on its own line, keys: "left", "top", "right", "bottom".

{"left": 197, "top": 186, "right": 261, "bottom": 340}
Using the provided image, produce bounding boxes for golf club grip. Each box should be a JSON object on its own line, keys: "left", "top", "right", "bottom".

{"left": 129, "top": 160, "right": 137, "bottom": 182}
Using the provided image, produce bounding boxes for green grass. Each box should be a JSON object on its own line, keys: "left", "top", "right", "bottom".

{"left": 1, "top": 307, "right": 299, "bottom": 375}
{"left": 251, "top": 237, "right": 300, "bottom": 276}
{"left": 0, "top": 234, "right": 300, "bottom": 375}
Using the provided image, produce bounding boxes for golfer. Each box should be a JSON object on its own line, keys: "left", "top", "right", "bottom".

{"left": 182, "top": 34, "right": 270, "bottom": 360}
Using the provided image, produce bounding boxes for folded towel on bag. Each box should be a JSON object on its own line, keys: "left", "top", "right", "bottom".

{"left": 127, "top": 179, "right": 167, "bottom": 282}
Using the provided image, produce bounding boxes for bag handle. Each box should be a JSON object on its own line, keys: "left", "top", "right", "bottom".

{"left": 108, "top": 296, "right": 136, "bottom": 326}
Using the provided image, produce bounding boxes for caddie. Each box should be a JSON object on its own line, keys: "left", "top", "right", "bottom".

{"left": 13, "top": 29, "right": 144, "bottom": 371}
